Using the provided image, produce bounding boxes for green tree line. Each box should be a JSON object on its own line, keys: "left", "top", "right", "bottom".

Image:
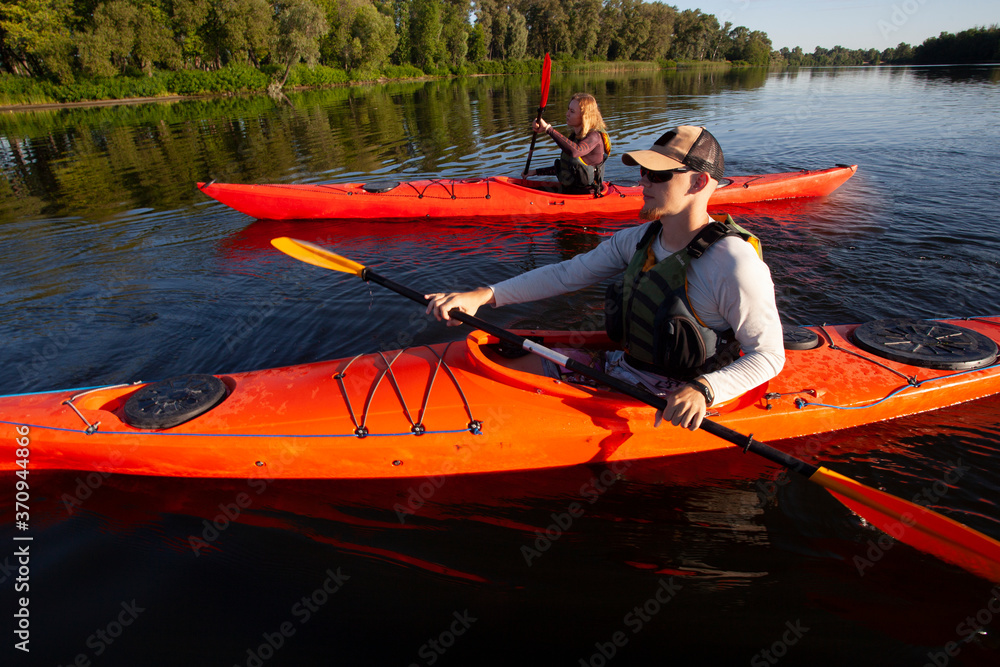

{"left": 1, "top": 0, "right": 997, "bottom": 95}
{"left": 777, "top": 24, "right": 999, "bottom": 67}
{"left": 0, "top": 68, "right": 775, "bottom": 223}
{"left": 0, "top": 0, "right": 785, "bottom": 84}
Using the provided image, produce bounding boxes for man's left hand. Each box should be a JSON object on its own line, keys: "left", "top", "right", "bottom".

{"left": 663, "top": 384, "right": 707, "bottom": 431}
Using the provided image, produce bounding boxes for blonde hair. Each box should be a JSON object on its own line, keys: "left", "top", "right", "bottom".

{"left": 571, "top": 92, "right": 606, "bottom": 138}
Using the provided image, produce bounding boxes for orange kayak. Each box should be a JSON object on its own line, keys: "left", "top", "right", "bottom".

{"left": 197, "top": 165, "right": 858, "bottom": 221}
{"left": 3, "top": 316, "right": 998, "bottom": 480}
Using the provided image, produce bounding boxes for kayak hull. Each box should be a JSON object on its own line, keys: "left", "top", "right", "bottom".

{"left": 197, "top": 165, "right": 858, "bottom": 221}
{"left": 3, "top": 316, "right": 998, "bottom": 480}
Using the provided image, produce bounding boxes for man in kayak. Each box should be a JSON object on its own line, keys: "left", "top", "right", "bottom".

{"left": 426, "top": 126, "right": 785, "bottom": 431}
{"left": 524, "top": 92, "right": 611, "bottom": 195}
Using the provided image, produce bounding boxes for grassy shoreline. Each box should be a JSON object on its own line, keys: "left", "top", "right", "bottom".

{"left": 0, "top": 60, "right": 683, "bottom": 110}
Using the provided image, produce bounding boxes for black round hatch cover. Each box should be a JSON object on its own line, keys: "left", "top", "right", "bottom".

{"left": 124, "top": 374, "right": 228, "bottom": 429}
{"left": 361, "top": 180, "right": 400, "bottom": 193}
{"left": 851, "top": 318, "right": 998, "bottom": 370}
{"left": 783, "top": 324, "right": 821, "bottom": 350}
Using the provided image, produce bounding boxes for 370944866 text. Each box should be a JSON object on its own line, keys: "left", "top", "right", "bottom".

{"left": 14, "top": 424, "right": 33, "bottom": 653}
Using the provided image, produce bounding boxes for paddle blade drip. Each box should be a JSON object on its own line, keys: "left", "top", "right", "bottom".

{"left": 271, "top": 237, "right": 365, "bottom": 277}
{"left": 812, "top": 467, "right": 1000, "bottom": 583}
{"left": 539, "top": 53, "right": 552, "bottom": 109}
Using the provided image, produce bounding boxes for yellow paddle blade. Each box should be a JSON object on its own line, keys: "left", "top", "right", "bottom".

{"left": 812, "top": 466, "right": 1000, "bottom": 583}
{"left": 270, "top": 237, "right": 366, "bottom": 277}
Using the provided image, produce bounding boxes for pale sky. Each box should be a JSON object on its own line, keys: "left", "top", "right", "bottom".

{"left": 668, "top": 0, "right": 998, "bottom": 51}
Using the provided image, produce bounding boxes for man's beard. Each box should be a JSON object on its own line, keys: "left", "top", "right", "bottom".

{"left": 639, "top": 204, "right": 667, "bottom": 221}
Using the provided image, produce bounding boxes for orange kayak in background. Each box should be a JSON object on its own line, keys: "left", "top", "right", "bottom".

{"left": 2, "top": 316, "right": 997, "bottom": 480}
{"left": 197, "top": 165, "right": 858, "bottom": 221}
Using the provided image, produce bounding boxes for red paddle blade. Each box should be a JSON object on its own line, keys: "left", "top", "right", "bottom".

{"left": 539, "top": 53, "right": 552, "bottom": 109}
{"left": 813, "top": 467, "right": 1000, "bottom": 582}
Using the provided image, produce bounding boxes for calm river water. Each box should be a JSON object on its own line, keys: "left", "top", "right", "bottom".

{"left": 2, "top": 65, "right": 1000, "bottom": 666}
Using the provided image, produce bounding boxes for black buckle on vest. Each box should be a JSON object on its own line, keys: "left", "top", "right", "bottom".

{"left": 636, "top": 220, "right": 662, "bottom": 250}
{"left": 592, "top": 153, "right": 609, "bottom": 198}
{"left": 686, "top": 221, "right": 732, "bottom": 259}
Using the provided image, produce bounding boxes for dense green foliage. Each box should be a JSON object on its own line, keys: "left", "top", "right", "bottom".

{"left": 914, "top": 25, "right": 1000, "bottom": 64}
{"left": 777, "top": 25, "right": 1000, "bottom": 67}
{"left": 0, "top": 0, "right": 996, "bottom": 105}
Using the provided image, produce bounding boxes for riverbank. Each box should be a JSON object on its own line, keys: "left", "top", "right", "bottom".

{"left": 0, "top": 60, "right": 680, "bottom": 111}
{"left": 0, "top": 94, "right": 194, "bottom": 113}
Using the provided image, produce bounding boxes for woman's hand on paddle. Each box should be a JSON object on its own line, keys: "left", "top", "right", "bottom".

{"left": 532, "top": 118, "right": 551, "bottom": 134}
{"left": 425, "top": 287, "right": 496, "bottom": 326}
{"left": 663, "top": 384, "right": 708, "bottom": 431}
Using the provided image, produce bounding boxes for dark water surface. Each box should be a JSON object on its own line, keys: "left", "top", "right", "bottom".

{"left": 2, "top": 66, "right": 1000, "bottom": 666}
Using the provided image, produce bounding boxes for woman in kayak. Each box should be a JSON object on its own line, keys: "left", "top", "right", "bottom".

{"left": 525, "top": 92, "right": 611, "bottom": 195}
{"left": 427, "top": 126, "right": 785, "bottom": 432}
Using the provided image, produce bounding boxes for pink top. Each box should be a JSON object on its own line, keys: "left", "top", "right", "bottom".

{"left": 535, "top": 129, "right": 605, "bottom": 176}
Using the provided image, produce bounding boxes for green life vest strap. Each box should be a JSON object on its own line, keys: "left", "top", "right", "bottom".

{"left": 606, "top": 216, "right": 760, "bottom": 379}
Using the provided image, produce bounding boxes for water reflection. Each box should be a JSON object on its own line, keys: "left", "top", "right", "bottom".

{"left": 910, "top": 64, "right": 1000, "bottom": 84}
{"left": 10, "top": 399, "right": 999, "bottom": 665}
{"left": 0, "top": 68, "right": 778, "bottom": 224}
{"left": 2, "top": 65, "right": 1000, "bottom": 665}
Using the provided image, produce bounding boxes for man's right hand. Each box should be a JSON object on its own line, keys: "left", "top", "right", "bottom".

{"left": 424, "top": 287, "right": 496, "bottom": 326}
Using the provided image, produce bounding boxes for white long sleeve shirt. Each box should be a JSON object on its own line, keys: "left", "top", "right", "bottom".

{"left": 489, "top": 220, "right": 785, "bottom": 404}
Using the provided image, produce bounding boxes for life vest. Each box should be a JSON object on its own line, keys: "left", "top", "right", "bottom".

{"left": 605, "top": 215, "right": 763, "bottom": 380}
{"left": 555, "top": 130, "right": 611, "bottom": 196}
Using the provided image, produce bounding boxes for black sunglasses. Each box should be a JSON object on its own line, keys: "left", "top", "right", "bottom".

{"left": 639, "top": 166, "right": 691, "bottom": 183}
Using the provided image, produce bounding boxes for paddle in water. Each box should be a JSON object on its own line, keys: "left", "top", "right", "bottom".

{"left": 521, "top": 52, "right": 552, "bottom": 184}
{"left": 270, "top": 236, "right": 1000, "bottom": 584}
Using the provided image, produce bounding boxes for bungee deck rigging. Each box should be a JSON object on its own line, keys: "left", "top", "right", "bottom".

{"left": 792, "top": 362, "right": 1000, "bottom": 412}
{"left": 334, "top": 343, "right": 483, "bottom": 438}
{"left": 286, "top": 177, "right": 633, "bottom": 204}
{"left": 6, "top": 343, "right": 486, "bottom": 441}
{"left": 353, "top": 178, "right": 495, "bottom": 201}
{"left": 197, "top": 166, "right": 858, "bottom": 221}
{"left": 768, "top": 319, "right": 999, "bottom": 412}
{"left": 1, "top": 316, "right": 999, "bottom": 480}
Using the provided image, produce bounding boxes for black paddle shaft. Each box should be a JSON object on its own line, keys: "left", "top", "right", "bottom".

{"left": 521, "top": 105, "right": 546, "bottom": 179}
{"left": 361, "top": 268, "right": 819, "bottom": 479}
